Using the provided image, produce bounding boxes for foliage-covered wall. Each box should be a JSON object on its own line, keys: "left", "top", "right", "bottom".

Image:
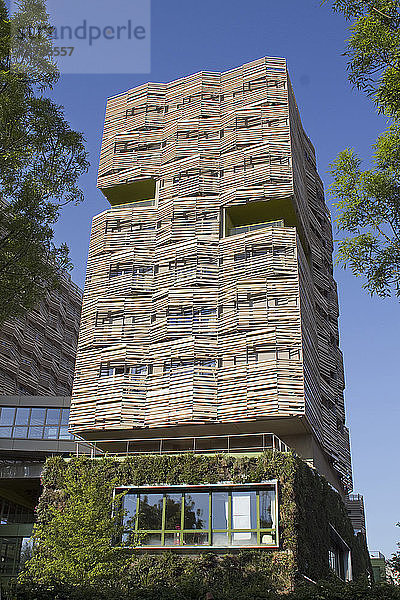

{"left": 16, "top": 452, "right": 371, "bottom": 599}
{"left": 294, "top": 457, "right": 371, "bottom": 581}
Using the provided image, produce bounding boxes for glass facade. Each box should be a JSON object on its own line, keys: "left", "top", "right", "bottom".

{"left": 0, "top": 407, "right": 73, "bottom": 440}
{"left": 0, "top": 537, "right": 33, "bottom": 577}
{"left": 0, "top": 537, "right": 22, "bottom": 576}
{"left": 117, "top": 483, "right": 278, "bottom": 548}
{"left": 0, "top": 499, "right": 34, "bottom": 525}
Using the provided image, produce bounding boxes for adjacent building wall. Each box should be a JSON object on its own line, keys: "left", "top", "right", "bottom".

{"left": 0, "top": 277, "right": 82, "bottom": 397}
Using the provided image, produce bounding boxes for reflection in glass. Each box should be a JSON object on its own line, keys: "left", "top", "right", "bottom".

{"left": 15, "top": 408, "right": 30, "bottom": 426}
{"left": 212, "top": 532, "right": 229, "bottom": 546}
{"left": 0, "top": 426, "right": 12, "bottom": 438}
{"left": 259, "top": 490, "right": 274, "bottom": 528}
{"left": 164, "top": 532, "right": 181, "bottom": 546}
{"left": 232, "top": 491, "right": 256, "bottom": 541}
{"left": 59, "top": 426, "right": 72, "bottom": 440}
{"left": 261, "top": 531, "right": 276, "bottom": 546}
{"left": 0, "top": 408, "right": 15, "bottom": 426}
{"left": 14, "top": 427, "right": 28, "bottom": 439}
{"left": 184, "top": 493, "right": 208, "bottom": 530}
{"left": 138, "top": 494, "right": 163, "bottom": 530}
{"left": 123, "top": 494, "right": 138, "bottom": 527}
{"left": 30, "top": 408, "right": 46, "bottom": 426}
{"left": 212, "top": 492, "right": 228, "bottom": 529}
{"left": 61, "top": 409, "right": 69, "bottom": 425}
{"left": 20, "top": 537, "right": 34, "bottom": 569}
{"left": 46, "top": 409, "right": 60, "bottom": 425}
{"left": 28, "top": 427, "right": 43, "bottom": 439}
{"left": 43, "top": 426, "right": 59, "bottom": 439}
{"left": 165, "top": 494, "right": 181, "bottom": 530}
{"left": 232, "top": 531, "right": 257, "bottom": 546}
{"left": 184, "top": 532, "right": 208, "bottom": 546}
{"left": 122, "top": 493, "right": 138, "bottom": 543}
{"left": 141, "top": 533, "right": 162, "bottom": 546}
{"left": 0, "top": 537, "right": 20, "bottom": 576}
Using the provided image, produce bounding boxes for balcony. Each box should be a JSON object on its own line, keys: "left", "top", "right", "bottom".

{"left": 75, "top": 432, "right": 290, "bottom": 458}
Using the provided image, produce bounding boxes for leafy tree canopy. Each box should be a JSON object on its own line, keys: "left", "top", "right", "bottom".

{"left": 389, "top": 522, "right": 400, "bottom": 584}
{"left": 0, "top": 0, "right": 88, "bottom": 323}
{"left": 326, "top": 0, "right": 400, "bottom": 298}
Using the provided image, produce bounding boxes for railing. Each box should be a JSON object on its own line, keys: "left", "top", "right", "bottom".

{"left": 74, "top": 432, "right": 291, "bottom": 458}
{"left": 228, "top": 220, "right": 284, "bottom": 237}
{"left": 347, "top": 494, "right": 364, "bottom": 502}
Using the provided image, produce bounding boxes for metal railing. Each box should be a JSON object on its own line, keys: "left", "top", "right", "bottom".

{"left": 74, "top": 432, "right": 290, "bottom": 458}
{"left": 347, "top": 494, "right": 364, "bottom": 501}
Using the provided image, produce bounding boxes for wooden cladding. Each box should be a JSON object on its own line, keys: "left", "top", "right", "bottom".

{"left": 71, "top": 57, "right": 351, "bottom": 492}
{"left": 0, "top": 277, "right": 82, "bottom": 397}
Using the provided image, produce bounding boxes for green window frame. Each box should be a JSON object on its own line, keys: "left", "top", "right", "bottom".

{"left": 114, "top": 481, "right": 278, "bottom": 549}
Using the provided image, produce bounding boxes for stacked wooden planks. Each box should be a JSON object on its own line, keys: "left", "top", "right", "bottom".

{"left": 0, "top": 276, "right": 82, "bottom": 397}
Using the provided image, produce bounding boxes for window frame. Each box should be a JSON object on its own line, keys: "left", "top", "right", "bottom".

{"left": 0, "top": 406, "right": 73, "bottom": 440}
{"left": 114, "top": 481, "right": 278, "bottom": 550}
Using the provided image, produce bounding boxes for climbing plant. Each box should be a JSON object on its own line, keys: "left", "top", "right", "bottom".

{"left": 15, "top": 452, "right": 371, "bottom": 600}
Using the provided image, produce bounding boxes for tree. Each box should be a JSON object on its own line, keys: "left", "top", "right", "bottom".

{"left": 18, "top": 457, "right": 129, "bottom": 592}
{"left": 0, "top": 0, "right": 89, "bottom": 323}
{"left": 326, "top": 0, "right": 400, "bottom": 298}
{"left": 389, "top": 524, "right": 400, "bottom": 584}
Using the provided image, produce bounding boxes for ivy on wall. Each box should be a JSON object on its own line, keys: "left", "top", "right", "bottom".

{"left": 15, "top": 452, "right": 371, "bottom": 600}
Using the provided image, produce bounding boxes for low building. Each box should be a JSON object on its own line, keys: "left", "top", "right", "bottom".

{"left": 27, "top": 450, "right": 371, "bottom": 593}
{"left": 369, "top": 551, "right": 387, "bottom": 583}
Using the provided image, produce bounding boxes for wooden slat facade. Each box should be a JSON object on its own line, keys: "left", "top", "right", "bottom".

{"left": 70, "top": 57, "right": 352, "bottom": 492}
{"left": 0, "top": 277, "right": 82, "bottom": 397}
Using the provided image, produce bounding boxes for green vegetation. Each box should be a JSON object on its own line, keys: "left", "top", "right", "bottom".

{"left": 12, "top": 453, "right": 372, "bottom": 599}
{"left": 0, "top": 0, "right": 88, "bottom": 323}
{"left": 326, "top": 0, "right": 400, "bottom": 299}
{"left": 389, "top": 522, "right": 400, "bottom": 582}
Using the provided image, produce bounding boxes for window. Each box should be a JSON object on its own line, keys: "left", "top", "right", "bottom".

{"left": 163, "top": 358, "right": 216, "bottom": 373}
{"left": 95, "top": 311, "right": 134, "bottom": 327}
{"left": 109, "top": 264, "right": 153, "bottom": 278}
{"left": 0, "top": 499, "right": 34, "bottom": 525}
{"left": 114, "top": 141, "right": 161, "bottom": 154}
{"left": 0, "top": 407, "right": 73, "bottom": 440}
{"left": 0, "top": 407, "right": 15, "bottom": 426}
{"left": 197, "top": 211, "right": 218, "bottom": 221}
{"left": 243, "top": 293, "right": 266, "bottom": 308}
{"left": 167, "top": 307, "right": 216, "bottom": 325}
{"left": 267, "top": 297, "right": 297, "bottom": 308}
{"left": 329, "top": 525, "right": 352, "bottom": 581}
{"left": 116, "top": 482, "right": 278, "bottom": 548}
{"left": 99, "top": 363, "right": 148, "bottom": 378}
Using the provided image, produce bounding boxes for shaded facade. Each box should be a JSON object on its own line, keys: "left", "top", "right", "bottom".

{"left": 0, "top": 277, "right": 82, "bottom": 579}
{"left": 0, "top": 277, "right": 81, "bottom": 397}
{"left": 345, "top": 494, "right": 367, "bottom": 537}
{"left": 70, "top": 57, "right": 351, "bottom": 494}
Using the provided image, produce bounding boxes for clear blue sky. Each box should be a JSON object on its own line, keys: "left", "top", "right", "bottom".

{"left": 47, "top": 0, "right": 399, "bottom": 558}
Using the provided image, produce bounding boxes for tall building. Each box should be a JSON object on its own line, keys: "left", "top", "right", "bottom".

{"left": 0, "top": 277, "right": 82, "bottom": 579}
{"left": 70, "top": 56, "right": 351, "bottom": 495}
